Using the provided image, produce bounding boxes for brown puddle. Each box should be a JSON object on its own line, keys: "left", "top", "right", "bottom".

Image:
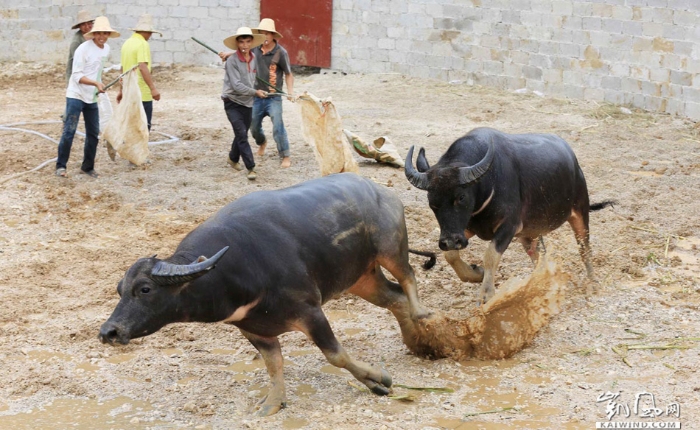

{"left": 105, "top": 353, "right": 136, "bottom": 364}
{"left": 0, "top": 396, "right": 168, "bottom": 429}
{"left": 434, "top": 416, "right": 588, "bottom": 429}
{"left": 287, "top": 349, "right": 316, "bottom": 357}
{"left": 26, "top": 350, "right": 73, "bottom": 362}
{"left": 343, "top": 328, "right": 365, "bottom": 336}
{"left": 295, "top": 384, "right": 317, "bottom": 397}
{"left": 667, "top": 236, "right": 699, "bottom": 280}
{"left": 320, "top": 364, "right": 347, "bottom": 377}
{"left": 282, "top": 416, "right": 309, "bottom": 429}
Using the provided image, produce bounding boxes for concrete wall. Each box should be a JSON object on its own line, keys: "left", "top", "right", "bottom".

{"left": 0, "top": 0, "right": 259, "bottom": 68}
{"left": 332, "top": 0, "right": 700, "bottom": 121}
{"left": 2, "top": 1, "right": 699, "bottom": 120}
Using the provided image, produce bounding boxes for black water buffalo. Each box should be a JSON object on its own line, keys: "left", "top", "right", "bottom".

{"left": 405, "top": 127, "right": 614, "bottom": 304}
{"left": 99, "top": 173, "right": 434, "bottom": 416}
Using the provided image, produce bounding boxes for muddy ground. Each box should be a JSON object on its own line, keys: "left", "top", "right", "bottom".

{"left": 0, "top": 62, "right": 698, "bottom": 429}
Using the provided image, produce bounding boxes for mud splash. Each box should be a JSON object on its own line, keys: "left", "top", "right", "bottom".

{"left": 405, "top": 254, "right": 568, "bottom": 360}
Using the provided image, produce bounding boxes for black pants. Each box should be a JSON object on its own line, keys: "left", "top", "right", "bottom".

{"left": 143, "top": 101, "right": 153, "bottom": 131}
{"left": 224, "top": 99, "right": 255, "bottom": 170}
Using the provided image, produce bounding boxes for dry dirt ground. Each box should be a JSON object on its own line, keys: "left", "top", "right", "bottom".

{"left": 0, "top": 63, "right": 699, "bottom": 429}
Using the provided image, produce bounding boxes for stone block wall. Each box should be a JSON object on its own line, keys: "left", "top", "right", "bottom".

{"left": 0, "top": 0, "right": 259, "bottom": 68}
{"left": 332, "top": 0, "right": 700, "bottom": 121}
{"left": 1, "top": 1, "right": 698, "bottom": 120}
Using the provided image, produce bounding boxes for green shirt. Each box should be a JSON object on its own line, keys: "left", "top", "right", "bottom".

{"left": 66, "top": 30, "right": 86, "bottom": 82}
{"left": 120, "top": 33, "right": 153, "bottom": 102}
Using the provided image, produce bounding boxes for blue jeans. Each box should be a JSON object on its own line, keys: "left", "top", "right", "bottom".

{"left": 251, "top": 96, "right": 290, "bottom": 158}
{"left": 56, "top": 97, "right": 100, "bottom": 172}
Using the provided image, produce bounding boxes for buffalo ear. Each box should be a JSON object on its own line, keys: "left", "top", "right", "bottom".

{"left": 416, "top": 148, "right": 430, "bottom": 172}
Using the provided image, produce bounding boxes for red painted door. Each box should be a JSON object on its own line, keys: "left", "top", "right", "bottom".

{"left": 260, "top": 0, "right": 332, "bottom": 68}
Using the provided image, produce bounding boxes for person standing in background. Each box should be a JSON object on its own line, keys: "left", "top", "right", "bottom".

{"left": 251, "top": 18, "right": 295, "bottom": 169}
{"left": 219, "top": 27, "right": 267, "bottom": 180}
{"left": 66, "top": 10, "right": 94, "bottom": 82}
{"left": 56, "top": 16, "right": 119, "bottom": 179}
{"left": 117, "top": 14, "right": 162, "bottom": 131}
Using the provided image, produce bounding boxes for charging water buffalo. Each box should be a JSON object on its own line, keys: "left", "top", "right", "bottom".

{"left": 98, "top": 173, "right": 434, "bottom": 416}
{"left": 405, "top": 127, "right": 614, "bottom": 304}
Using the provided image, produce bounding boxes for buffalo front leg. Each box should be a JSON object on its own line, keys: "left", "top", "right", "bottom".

{"left": 479, "top": 241, "right": 504, "bottom": 305}
{"left": 443, "top": 250, "right": 484, "bottom": 282}
{"left": 239, "top": 329, "right": 287, "bottom": 417}
{"left": 347, "top": 267, "right": 433, "bottom": 356}
{"left": 301, "top": 307, "right": 392, "bottom": 395}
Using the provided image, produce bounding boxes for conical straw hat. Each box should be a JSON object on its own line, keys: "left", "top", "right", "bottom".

{"left": 85, "top": 16, "right": 120, "bottom": 39}
{"left": 252, "top": 18, "right": 282, "bottom": 38}
{"left": 130, "top": 14, "right": 162, "bottom": 36}
{"left": 223, "top": 27, "right": 265, "bottom": 50}
{"left": 71, "top": 10, "right": 95, "bottom": 30}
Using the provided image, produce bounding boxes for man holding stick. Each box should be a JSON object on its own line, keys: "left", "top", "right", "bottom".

{"left": 220, "top": 18, "right": 295, "bottom": 169}
{"left": 220, "top": 27, "right": 267, "bottom": 180}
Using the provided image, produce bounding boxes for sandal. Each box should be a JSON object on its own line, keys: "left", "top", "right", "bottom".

{"left": 80, "top": 169, "right": 99, "bottom": 178}
{"left": 55, "top": 168, "right": 67, "bottom": 178}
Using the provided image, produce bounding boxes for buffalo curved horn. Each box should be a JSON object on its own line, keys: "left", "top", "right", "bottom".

{"left": 150, "top": 246, "right": 230, "bottom": 286}
{"left": 458, "top": 139, "right": 495, "bottom": 185}
{"left": 416, "top": 147, "right": 430, "bottom": 172}
{"left": 404, "top": 146, "right": 430, "bottom": 190}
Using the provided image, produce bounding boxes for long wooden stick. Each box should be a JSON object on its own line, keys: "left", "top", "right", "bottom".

{"left": 103, "top": 65, "right": 138, "bottom": 91}
{"left": 191, "top": 37, "right": 219, "bottom": 55}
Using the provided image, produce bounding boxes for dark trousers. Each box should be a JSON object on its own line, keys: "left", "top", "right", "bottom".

{"left": 143, "top": 101, "right": 153, "bottom": 131}
{"left": 57, "top": 97, "right": 99, "bottom": 172}
{"left": 224, "top": 99, "right": 255, "bottom": 171}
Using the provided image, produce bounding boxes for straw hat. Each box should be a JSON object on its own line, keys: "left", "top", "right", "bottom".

{"left": 85, "top": 16, "right": 120, "bottom": 39}
{"left": 223, "top": 27, "right": 265, "bottom": 50}
{"left": 130, "top": 14, "right": 162, "bottom": 36}
{"left": 71, "top": 10, "right": 94, "bottom": 30}
{"left": 252, "top": 18, "right": 282, "bottom": 38}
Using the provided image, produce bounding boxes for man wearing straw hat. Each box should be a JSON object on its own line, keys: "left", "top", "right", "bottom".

{"left": 221, "top": 27, "right": 268, "bottom": 180}
{"left": 56, "top": 16, "right": 119, "bottom": 179}
{"left": 117, "top": 14, "right": 162, "bottom": 131}
{"left": 251, "top": 18, "right": 294, "bottom": 169}
{"left": 65, "top": 10, "right": 94, "bottom": 82}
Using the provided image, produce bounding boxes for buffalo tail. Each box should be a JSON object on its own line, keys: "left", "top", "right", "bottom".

{"left": 590, "top": 200, "right": 617, "bottom": 211}
{"left": 408, "top": 249, "right": 437, "bottom": 270}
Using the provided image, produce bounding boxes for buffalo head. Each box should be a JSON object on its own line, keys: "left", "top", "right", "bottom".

{"left": 405, "top": 142, "right": 495, "bottom": 251}
{"left": 98, "top": 247, "right": 229, "bottom": 345}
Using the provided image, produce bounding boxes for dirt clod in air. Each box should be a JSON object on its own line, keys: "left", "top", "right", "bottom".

{"left": 404, "top": 254, "right": 568, "bottom": 360}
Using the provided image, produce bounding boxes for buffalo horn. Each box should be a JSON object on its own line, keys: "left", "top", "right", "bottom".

{"left": 458, "top": 139, "right": 495, "bottom": 185}
{"left": 404, "top": 146, "right": 430, "bottom": 190}
{"left": 150, "top": 246, "right": 230, "bottom": 286}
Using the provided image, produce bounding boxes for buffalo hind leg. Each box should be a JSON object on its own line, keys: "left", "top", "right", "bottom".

{"left": 301, "top": 307, "right": 392, "bottom": 395}
{"left": 378, "top": 257, "right": 431, "bottom": 320}
{"left": 348, "top": 265, "right": 429, "bottom": 355}
{"left": 443, "top": 250, "right": 484, "bottom": 282}
{"left": 567, "top": 210, "right": 597, "bottom": 295}
{"left": 239, "top": 329, "right": 287, "bottom": 417}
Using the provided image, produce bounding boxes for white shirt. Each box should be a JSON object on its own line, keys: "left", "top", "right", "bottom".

{"left": 66, "top": 40, "right": 110, "bottom": 104}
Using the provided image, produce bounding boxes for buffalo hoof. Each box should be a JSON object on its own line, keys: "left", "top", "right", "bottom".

{"left": 251, "top": 394, "right": 287, "bottom": 417}
{"left": 367, "top": 368, "right": 393, "bottom": 396}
